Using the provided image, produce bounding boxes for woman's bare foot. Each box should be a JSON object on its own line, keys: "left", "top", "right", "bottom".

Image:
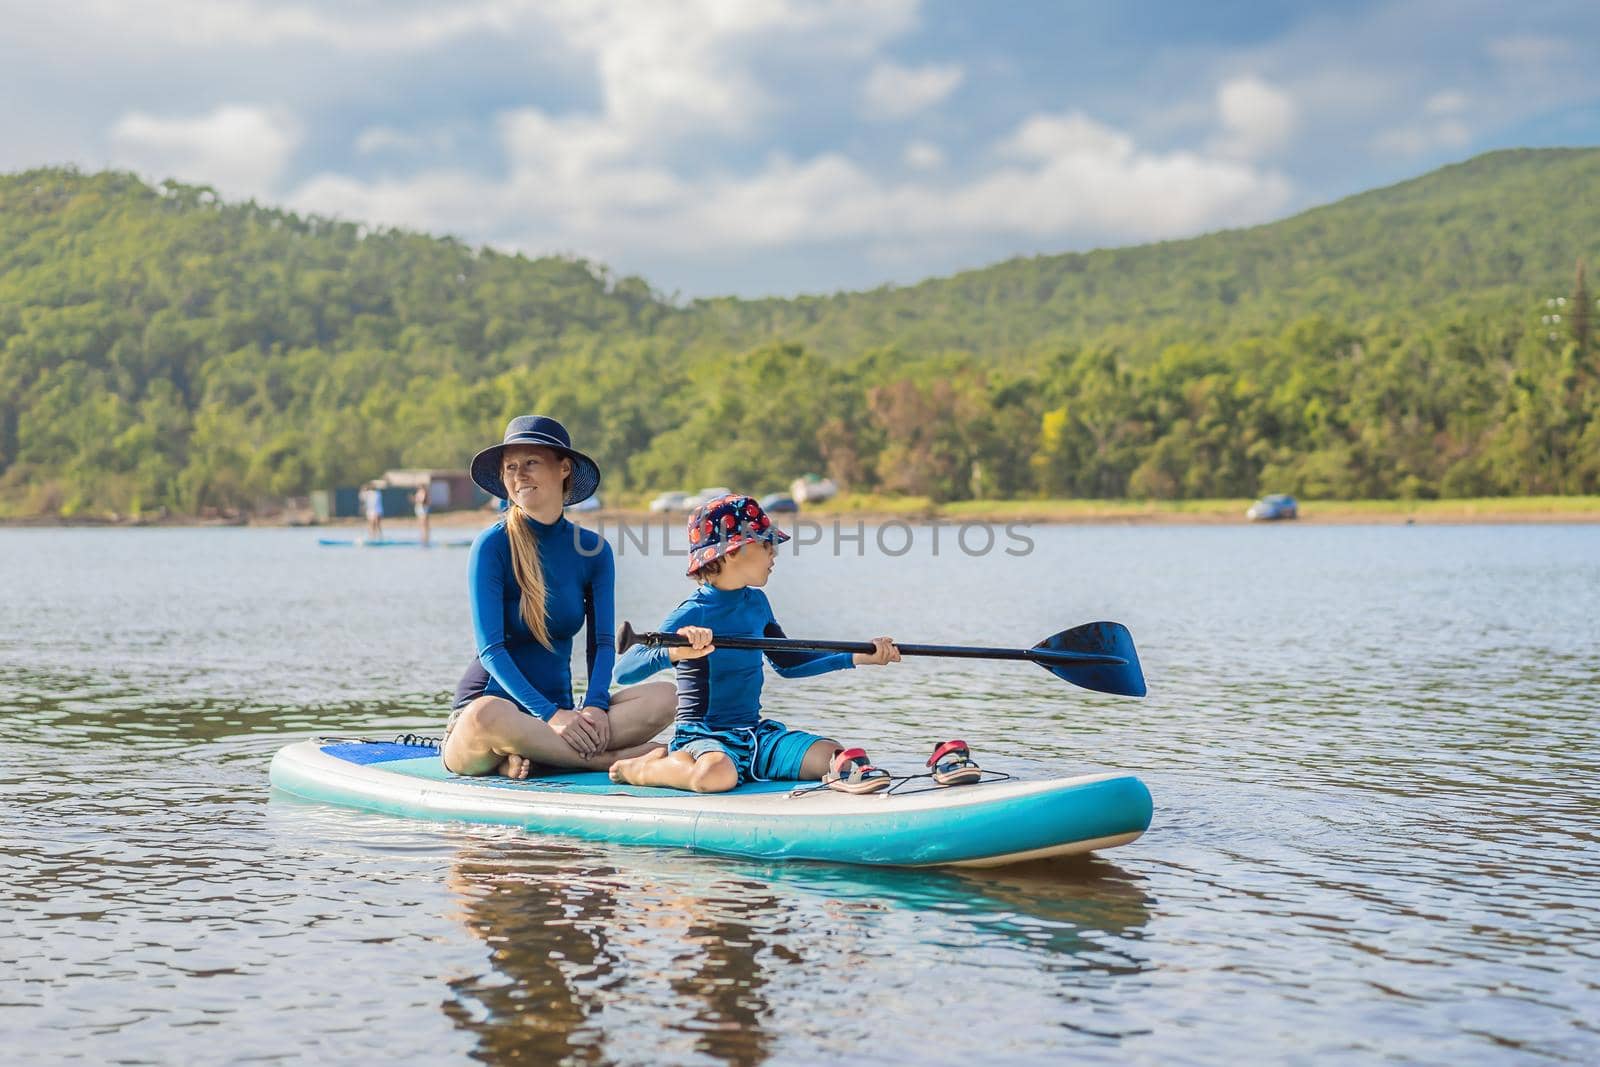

{"left": 609, "top": 746, "right": 668, "bottom": 782}
{"left": 496, "top": 752, "right": 534, "bottom": 779}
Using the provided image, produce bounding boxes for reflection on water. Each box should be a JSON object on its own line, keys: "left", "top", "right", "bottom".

{"left": 443, "top": 846, "right": 783, "bottom": 1067}
{"left": 438, "top": 838, "right": 1153, "bottom": 1066}
{"left": 3, "top": 525, "right": 1599, "bottom": 1062}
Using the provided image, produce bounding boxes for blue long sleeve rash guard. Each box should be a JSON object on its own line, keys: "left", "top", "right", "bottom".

{"left": 613, "top": 584, "right": 853, "bottom": 730}
{"left": 466, "top": 514, "right": 614, "bottom": 719}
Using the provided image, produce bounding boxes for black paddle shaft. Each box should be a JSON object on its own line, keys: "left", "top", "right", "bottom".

{"left": 617, "top": 624, "right": 1126, "bottom": 667}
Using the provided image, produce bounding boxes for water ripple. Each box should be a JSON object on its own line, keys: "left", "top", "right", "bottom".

{"left": 2, "top": 524, "right": 1598, "bottom": 1062}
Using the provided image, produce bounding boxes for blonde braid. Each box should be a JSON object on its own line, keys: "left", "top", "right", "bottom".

{"left": 505, "top": 503, "right": 553, "bottom": 650}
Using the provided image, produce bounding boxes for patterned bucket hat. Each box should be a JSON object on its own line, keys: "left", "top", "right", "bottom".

{"left": 686, "top": 495, "right": 791, "bottom": 575}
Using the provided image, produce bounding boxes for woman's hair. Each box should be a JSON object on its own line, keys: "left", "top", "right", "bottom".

{"left": 504, "top": 505, "right": 553, "bottom": 649}
{"left": 502, "top": 453, "right": 572, "bottom": 650}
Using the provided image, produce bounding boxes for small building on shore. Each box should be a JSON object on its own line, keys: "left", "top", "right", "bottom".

{"left": 381, "top": 469, "right": 484, "bottom": 511}
{"left": 309, "top": 469, "right": 487, "bottom": 521}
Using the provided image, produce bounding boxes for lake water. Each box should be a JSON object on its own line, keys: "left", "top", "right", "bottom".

{"left": 3, "top": 522, "right": 1597, "bottom": 1064}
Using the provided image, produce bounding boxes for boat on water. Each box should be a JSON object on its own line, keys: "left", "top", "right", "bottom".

{"left": 269, "top": 737, "right": 1153, "bottom": 868}
{"left": 1247, "top": 494, "right": 1299, "bottom": 521}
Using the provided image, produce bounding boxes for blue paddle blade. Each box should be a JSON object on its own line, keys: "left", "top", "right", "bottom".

{"left": 1034, "top": 622, "right": 1147, "bottom": 697}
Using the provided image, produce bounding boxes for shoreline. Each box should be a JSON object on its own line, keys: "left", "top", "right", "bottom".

{"left": 5, "top": 496, "right": 1599, "bottom": 528}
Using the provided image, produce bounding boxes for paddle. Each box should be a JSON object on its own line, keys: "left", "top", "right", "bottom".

{"left": 617, "top": 620, "right": 1147, "bottom": 697}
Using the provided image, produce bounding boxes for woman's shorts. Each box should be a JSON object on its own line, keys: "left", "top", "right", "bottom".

{"left": 440, "top": 701, "right": 470, "bottom": 750}
{"left": 440, "top": 694, "right": 546, "bottom": 751}
{"left": 669, "top": 718, "right": 827, "bottom": 783}
{"left": 443, "top": 661, "right": 535, "bottom": 748}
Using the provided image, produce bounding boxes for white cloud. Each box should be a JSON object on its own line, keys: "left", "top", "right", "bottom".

{"left": 1371, "top": 87, "right": 1474, "bottom": 157}
{"left": 903, "top": 140, "right": 944, "bottom": 170}
{"left": 966, "top": 111, "right": 1291, "bottom": 240}
{"left": 355, "top": 126, "right": 420, "bottom": 156}
{"left": 291, "top": 106, "right": 1291, "bottom": 263}
{"left": 549, "top": 2, "right": 765, "bottom": 137}
{"left": 1211, "top": 76, "right": 1296, "bottom": 160}
{"left": 862, "top": 61, "right": 964, "bottom": 119}
{"left": 63, "top": 0, "right": 550, "bottom": 52}
{"left": 110, "top": 105, "right": 300, "bottom": 199}
{"left": 1001, "top": 112, "right": 1134, "bottom": 163}
{"left": 286, "top": 0, "right": 932, "bottom": 252}
{"left": 289, "top": 168, "right": 503, "bottom": 239}
{"left": 480, "top": 0, "right": 924, "bottom": 144}
{"left": 17, "top": 0, "right": 1596, "bottom": 297}
{"left": 25, "top": 1, "right": 920, "bottom": 143}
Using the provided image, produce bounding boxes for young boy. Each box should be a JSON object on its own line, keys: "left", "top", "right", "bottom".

{"left": 610, "top": 494, "right": 900, "bottom": 794}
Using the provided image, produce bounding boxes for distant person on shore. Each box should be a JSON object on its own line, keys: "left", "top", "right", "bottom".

{"left": 609, "top": 494, "right": 905, "bottom": 794}
{"left": 362, "top": 484, "right": 384, "bottom": 542}
{"left": 413, "top": 484, "right": 432, "bottom": 547}
{"left": 442, "top": 416, "right": 675, "bottom": 778}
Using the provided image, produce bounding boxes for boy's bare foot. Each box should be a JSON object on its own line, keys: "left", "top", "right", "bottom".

{"left": 496, "top": 752, "right": 533, "bottom": 779}
{"left": 609, "top": 746, "right": 668, "bottom": 783}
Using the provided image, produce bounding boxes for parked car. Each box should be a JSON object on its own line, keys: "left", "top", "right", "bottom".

{"left": 566, "top": 494, "right": 602, "bottom": 513}
{"left": 1247, "top": 494, "right": 1299, "bottom": 521}
{"left": 649, "top": 491, "right": 693, "bottom": 513}
{"left": 790, "top": 474, "right": 838, "bottom": 504}
{"left": 759, "top": 493, "right": 799, "bottom": 514}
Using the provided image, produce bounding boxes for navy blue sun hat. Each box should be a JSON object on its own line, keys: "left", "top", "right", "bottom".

{"left": 471, "top": 416, "right": 601, "bottom": 505}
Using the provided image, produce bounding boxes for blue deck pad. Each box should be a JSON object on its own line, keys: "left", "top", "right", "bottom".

{"left": 320, "top": 741, "right": 438, "bottom": 764}
{"left": 318, "top": 741, "right": 804, "bottom": 798}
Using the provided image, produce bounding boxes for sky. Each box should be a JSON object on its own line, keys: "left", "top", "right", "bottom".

{"left": 3, "top": 0, "right": 1598, "bottom": 298}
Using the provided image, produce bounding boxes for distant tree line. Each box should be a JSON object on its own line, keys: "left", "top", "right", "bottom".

{"left": 1, "top": 157, "right": 1597, "bottom": 519}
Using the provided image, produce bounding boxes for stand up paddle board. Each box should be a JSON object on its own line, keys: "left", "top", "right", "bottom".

{"left": 269, "top": 738, "right": 1153, "bottom": 868}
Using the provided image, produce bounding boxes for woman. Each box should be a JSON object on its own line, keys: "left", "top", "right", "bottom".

{"left": 443, "top": 415, "right": 675, "bottom": 778}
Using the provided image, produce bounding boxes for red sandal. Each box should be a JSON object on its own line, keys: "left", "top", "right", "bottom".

{"left": 926, "top": 740, "right": 983, "bottom": 786}
{"left": 822, "top": 747, "right": 893, "bottom": 794}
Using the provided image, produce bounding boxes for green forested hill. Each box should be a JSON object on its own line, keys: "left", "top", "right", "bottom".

{"left": 0, "top": 169, "right": 685, "bottom": 515}
{"left": 2, "top": 149, "right": 1597, "bottom": 518}
{"left": 689, "top": 148, "right": 1600, "bottom": 359}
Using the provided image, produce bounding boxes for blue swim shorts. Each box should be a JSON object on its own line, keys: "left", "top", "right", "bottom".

{"left": 669, "top": 718, "right": 829, "bottom": 782}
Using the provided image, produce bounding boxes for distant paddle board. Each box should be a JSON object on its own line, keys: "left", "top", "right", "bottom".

{"left": 269, "top": 738, "right": 1153, "bottom": 868}
{"left": 317, "top": 538, "right": 473, "bottom": 548}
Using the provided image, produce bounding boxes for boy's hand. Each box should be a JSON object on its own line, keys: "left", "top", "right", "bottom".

{"left": 668, "top": 626, "right": 716, "bottom": 662}
{"left": 852, "top": 637, "right": 901, "bottom": 666}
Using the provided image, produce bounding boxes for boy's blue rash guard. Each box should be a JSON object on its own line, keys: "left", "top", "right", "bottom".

{"left": 613, "top": 584, "right": 853, "bottom": 729}
{"left": 468, "top": 514, "right": 614, "bottom": 719}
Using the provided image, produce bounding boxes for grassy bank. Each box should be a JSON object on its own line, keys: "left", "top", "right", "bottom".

{"left": 7, "top": 495, "right": 1600, "bottom": 528}
{"left": 927, "top": 495, "right": 1600, "bottom": 523}
{"left": 589, "top": 494, "right": 1600, "bottom": 525}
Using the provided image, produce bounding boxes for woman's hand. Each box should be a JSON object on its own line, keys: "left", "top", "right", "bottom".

{"left": 668, "top": 626, "right": 716, "bottom": 662}
{"left": 852, "top": 636, "right": 901, "bottom": 667}
{"left": 578, "top": 704, "right": 611, "bottom": 753}
{"left": 549, "top": 708, "right": 601, "bottom": 757}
